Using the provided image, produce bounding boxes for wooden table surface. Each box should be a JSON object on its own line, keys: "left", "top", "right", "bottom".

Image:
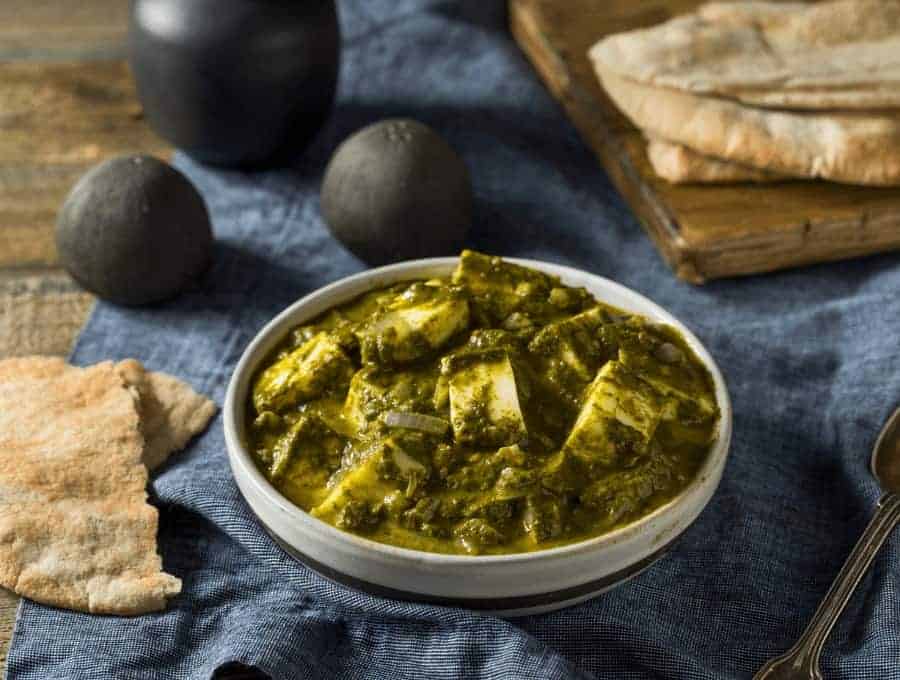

{"left": 0, "top": 0, "right": 169, "bottom": 672}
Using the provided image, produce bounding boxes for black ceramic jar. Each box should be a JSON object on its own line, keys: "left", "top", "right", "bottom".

{"left": 129, "top": 0, "right": 340, "bottom": 168}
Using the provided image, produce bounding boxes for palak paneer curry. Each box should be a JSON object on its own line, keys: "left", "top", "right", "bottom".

{"left": 247, "top": 251, "right": 719, "bottom": 554}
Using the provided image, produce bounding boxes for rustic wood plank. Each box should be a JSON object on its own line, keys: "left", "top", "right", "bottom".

{"left": 0, "top": 163, "right": 96, "bottom": 269}
{"left": 0, "top": 61, "right": 169, "bottom": 269}
{"left": 0, "top": 271, "right": 95, "bottom": 357}
{"left": 0, "top": 60, "right": 162, "bottom": 159}
{"left": 509, "top": 0, "right": 900, "bottom": 282}
{"left": 0, "top": 0, "right": 128, "bottom": 60}
{"left": 0, "top": 589, "right": 18, "bottom": 672}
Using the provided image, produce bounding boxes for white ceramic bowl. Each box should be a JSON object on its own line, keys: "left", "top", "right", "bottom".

{"left": 225, "top": 257, "right": 732, "bottom": 616}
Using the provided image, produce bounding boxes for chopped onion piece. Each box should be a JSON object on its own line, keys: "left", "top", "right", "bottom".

{"left": 382, "top": 411, "right": 450, "bottom": 435}
{"left": 392, "top": 444, "right": 427, "bottom": 475}
{"left": 655, "top": 342, "right": 684, "bottom": 364}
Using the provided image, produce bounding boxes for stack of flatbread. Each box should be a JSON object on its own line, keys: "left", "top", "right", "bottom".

{"left": 589, "top": 0, "right": 900, "bottom": 185}
{"left": 0, "top": 357, "right": 216, "bottom": 615}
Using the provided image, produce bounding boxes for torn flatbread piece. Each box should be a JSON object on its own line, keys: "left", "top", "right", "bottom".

{"left": 116, "top": 359, "right": 217, "bottom": 472}
{"left": 645, "top": 137, "right": 789, "bottom": 184}
{"left": 590, "top": 0, "right": 900, "bottom": 110}
{"left": 0, "top": 357, "right": 181, "bottom": 615}
{"left": 596, "top": 70, "right": 900, "bottom": 186}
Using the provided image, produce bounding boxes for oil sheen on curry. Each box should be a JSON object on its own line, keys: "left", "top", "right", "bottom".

{"left": 247, "top": 251, "right": 719, "bottom": 555}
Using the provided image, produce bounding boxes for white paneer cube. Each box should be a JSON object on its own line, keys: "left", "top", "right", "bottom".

{"left": 529, "top": 306, "right": 606, "bottom": 381}
{"left": 252, "top": 331, "right": 354, "bottom": 413}
{"left": 562, "top": 361, "right": 665, "bottom": 465}
{"left": 310, "top": 448, "right": 393, "bottom": 524}
{"left": 443, "top": 349, "right": 527, "bottom": 447}
{"left": 342, "top": 367, "right": 387, "bottom": 435}
{"left": 310, "top": 438, "right": 422, "bottom": 523}
{"left": 619, "top": 346, "right": 716, "bottom": 417}
{"left": 357, "top": 292, "right": 469, "bottom": 364}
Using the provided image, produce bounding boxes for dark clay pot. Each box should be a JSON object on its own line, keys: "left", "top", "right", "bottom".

{"left": 129, "top": 0, "right": 340, "bottom": 168}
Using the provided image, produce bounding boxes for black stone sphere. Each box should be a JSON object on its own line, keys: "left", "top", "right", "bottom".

{"left": 56, "top": 155, "right": 212, "bottom": 306}
{"left": 321, "top": 119, "right": 472, "bottom": 264}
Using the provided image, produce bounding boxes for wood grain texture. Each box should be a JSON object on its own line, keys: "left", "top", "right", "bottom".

{"left": 0, "top": 589, "right": 17, "bottom": 673}
{"left": 0, "top": 0, "right": 128, "bottom": 60}
{"left": 0, "top": 61, "right": 168, "bottom": 269}
{"left": 509, "top": 0, "right": 900, "bottom": 282}
{"left": 0, "top": 272, "right": 94, "bottom": 357}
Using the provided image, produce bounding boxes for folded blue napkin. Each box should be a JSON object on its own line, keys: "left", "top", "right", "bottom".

{"left": 7, "top": 1, "right": 899, "bottom": 678}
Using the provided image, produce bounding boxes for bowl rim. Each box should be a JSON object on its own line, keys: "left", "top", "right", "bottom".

{"left": 224, "top": 256, "right": 733, "bottom": 566}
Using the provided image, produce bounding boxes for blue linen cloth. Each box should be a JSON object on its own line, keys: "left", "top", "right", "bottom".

{"left": 7, "top": 1, "right": 900, "bottom": 678}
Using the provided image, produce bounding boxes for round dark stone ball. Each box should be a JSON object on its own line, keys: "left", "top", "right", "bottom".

{"left": 56, "top": 155, "right": 213, "bottom": 306}
{"left": 321, "top": 119, "right": 472, "bottom": 264}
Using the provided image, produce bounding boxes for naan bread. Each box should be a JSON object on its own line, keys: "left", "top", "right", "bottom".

{"left": 0, "top": 357, "right": 181, "bottom": 615}
{"left": 597, "top": 71, "right": 900, "bottom": 186}
{"left": 646, "top": 137, "right": 789, "bottom": 184}
{"left": 116, "top": 359, "right": 217, "bottom": 472}
{"left": 590, "top": 0, "right": 900, "bottom": 110}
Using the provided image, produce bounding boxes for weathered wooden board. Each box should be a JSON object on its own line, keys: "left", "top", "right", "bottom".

{"left": 0, "top": 0, "right": 128, "bottom": 60}
{"left": 0, "top": 61, "right": 165, "bottom": 270}
{"left": 0, "top": 590, "right": 16, "bottom": 673}
{"left": 509, "top": 0, "right": 900, "bottom": 282}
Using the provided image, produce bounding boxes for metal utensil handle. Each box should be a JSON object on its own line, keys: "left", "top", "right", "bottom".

{"left": 790, "top": 493, "right": 900, "bottom": 673}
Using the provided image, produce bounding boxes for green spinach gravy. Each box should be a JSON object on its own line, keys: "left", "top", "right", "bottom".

{"left": 247, "top": 251, "right": 719, "bottom": 555}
